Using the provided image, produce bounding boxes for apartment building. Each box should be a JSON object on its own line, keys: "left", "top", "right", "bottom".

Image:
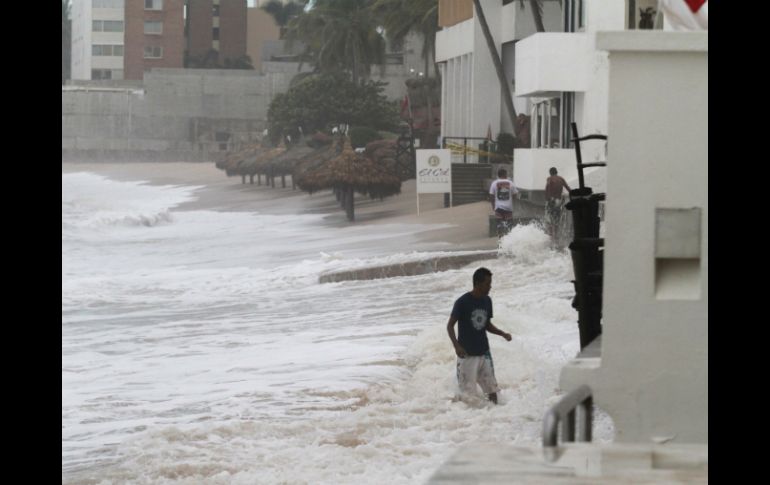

{"left": 70, "top": 0, "right": 126, "bottom": 80}
{"left": 124, "top": 0, "right": 185, "bottom": 80}
{"left": 186, "top": 0, "right": 247, "bottom": 66}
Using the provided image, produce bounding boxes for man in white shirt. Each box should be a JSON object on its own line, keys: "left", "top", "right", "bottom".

{"left": 489, "top": 168, "right": 519, "bottom": 237}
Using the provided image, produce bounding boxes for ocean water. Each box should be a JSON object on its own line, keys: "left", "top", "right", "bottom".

{"left": 62, "top": 172, "right": 612, "bottom": 485}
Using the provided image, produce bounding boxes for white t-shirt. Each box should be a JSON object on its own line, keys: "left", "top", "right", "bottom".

{"left": 489, "top": 178, "right": 518, "bottom": 211}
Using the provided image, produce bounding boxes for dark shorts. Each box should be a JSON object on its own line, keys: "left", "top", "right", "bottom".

{"left": 495, "top": 208, "right": 513, "bottom": 220}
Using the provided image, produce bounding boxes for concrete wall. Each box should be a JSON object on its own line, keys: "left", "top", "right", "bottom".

{"left": 515, "top": 33, "right": 590, "bottom": 97}
{"left": 513, "top": 148, "right": 576, "bottom": 191}
{"left": 579, "top": 31, "right": 708, "bottom": 445}
{"left": 62, "top": 68, "right": 294, "bottom": 161}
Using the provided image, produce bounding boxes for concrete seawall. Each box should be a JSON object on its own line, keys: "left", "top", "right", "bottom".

{"left": 319, "top": 250, "right": 499, "bottom": 283}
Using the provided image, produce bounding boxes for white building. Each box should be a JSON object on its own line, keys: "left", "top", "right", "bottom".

{"left": 436, "top": 0, "right": 663, "bottom": 189}
{"left": 436, "top": 0, "right": 563, "bottom": 167}
{"left": 71, "top": 0, "right": 126, "bottom": 81}
{"left": 429, "top": 1, "right": 707, "bottom": 480}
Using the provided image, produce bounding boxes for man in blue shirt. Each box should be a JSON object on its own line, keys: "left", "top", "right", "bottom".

{"left": 446, "top": 267, "right": 512, "bottom": 404}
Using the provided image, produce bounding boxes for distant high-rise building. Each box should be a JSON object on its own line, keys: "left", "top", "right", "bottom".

{"left": 246, "top": 5, "right": 280, "bottom": 71}
{"left": 186, "top": 0, "right": 247, "bottom": 67}
{"left": 124, "top": 0, "right": 185, "bottom": 80}
{"left": 71, "top": 0, "right": 126, "bottom": 80}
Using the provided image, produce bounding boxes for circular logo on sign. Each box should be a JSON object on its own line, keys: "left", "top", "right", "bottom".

{"left": 428, "top": 155, "right": 440, "bottom": 167}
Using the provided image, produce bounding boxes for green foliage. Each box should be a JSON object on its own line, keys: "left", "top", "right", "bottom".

{"left": 262, "top": 0, "right": 307, "bottom": 39}
{"left": 268, "top": 73, "right": 399, "bottom": 140}
{"left": 349, "top": 126, "right": 382, "bottom": 148}
{"left": 496, "top": 132, "right": 516, "bottom": 155}
{"left": 286, "top": 0, "right": 386, "bottom": 83}
{"left": 372, "top": 0, "right": 439, "bottom": 77}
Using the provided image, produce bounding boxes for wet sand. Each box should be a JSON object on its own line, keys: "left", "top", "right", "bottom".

{"left": 62, "top": 161, "right": 498, "bottom": 252}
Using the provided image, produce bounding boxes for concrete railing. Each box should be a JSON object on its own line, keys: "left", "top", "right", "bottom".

{"left": 542, "top": 385, "right": 594, "bottom": 462}
{"left": 319, "top": 250, "right": 497, "bottom": 284}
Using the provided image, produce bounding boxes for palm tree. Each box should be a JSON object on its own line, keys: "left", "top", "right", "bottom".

{"left": 372, "top": 0, "right": 438, "bottom": 79}
{"left": 62, "top": 0, "right": 71, "bottom": 85}
{"left": 286, "top": 0, "right": 386, "bottom": 84}
{"left": 522, "top": 0, "right": 546, "bottom": 32}
{"left": 261, "top": 0, "right": 307, "bottom": 39}
{"left": 472, "top": 0, "right": 517, "bottom": 138}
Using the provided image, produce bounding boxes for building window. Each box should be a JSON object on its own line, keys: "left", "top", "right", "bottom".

{"left": 92, "top": 44, "right": 124, "bottom": 56}
{"left": 93, "top": 20, "right": 123, "bottom": 32}
{"left": 144, "top": 0, "right": 163, "bottom": 10}
{"left": 144, "top": 21, "right": 163, "bottom": 34}
{"left": 92, "top": 0, "right": 124, "bottom": 8}
{"left": 628, "top": 0, "right": 662, "bottom": 30}
{"left": 91, "top": 69, "right": 112, "bottom": 80}
{"left": 212, "top": 27, "right": 220, "bottom": 41}
{"left": 144, "top": 46, "right": 163, "bottom": 59}
{"left": 212, "top": 5, "right": 220, "bottom": 16}
{"left": 560, "top": 92, "right": 575, "bottom": 149}
{"left": 564, "top": 0, "right": 586, "bottom": 33}
{"left": 531, "top": 98, "right": 562, "bottom": 149}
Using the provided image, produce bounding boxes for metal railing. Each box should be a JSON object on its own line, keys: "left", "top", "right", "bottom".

{"left": 442, "top": 137, "right": 500, "bottom": 163}
{"left": 542, "top": 385, "right": 594, "bottom": 462}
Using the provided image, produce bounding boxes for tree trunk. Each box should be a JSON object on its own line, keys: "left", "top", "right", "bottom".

{"left": 249, "top": 174, "right": 254, "bottom": 184}
{"left": 423, "top": 81, "right": 433, "bottom": 148}
{"left": 281, "top": 175, "right": 286, "bottom": 188}
{"left": 472, "top": 0, "right": 517, "bottom": 138}
{"left": 346, "top": 186, "right": 355, "bottom": 221}
{"left": 529, "top": 0, "right": 546, "bottom": 33}
{"left": 241, "top": 175, "right": 246, "bottom": 184}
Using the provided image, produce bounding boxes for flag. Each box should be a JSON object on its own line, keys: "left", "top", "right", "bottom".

{"left": 659, "top": 0, "right": 707, "bottom": 30}
{"left": 400, "top": 94, "right": 411, "bottom": 119}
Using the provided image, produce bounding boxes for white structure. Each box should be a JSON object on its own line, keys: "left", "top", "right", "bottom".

{"left": 512, "top": 0, "right": 632, "bottom": 191}
{"left": 512, "top": 0, "right": 708, "bottom": 446}
{"left": 559, "top": 29, "right": 708, "bottom": 444}
{"left": 436, "top": 0, "right": 562, "bottom": 165}
{"left": 436, "top": 0, "right": 670, "bottom": 190}
{"left": 428, "top": 11, "right": 708, "bottom": 484}
{"left": 71, "top": 0, "right": 126, "bottom": 81}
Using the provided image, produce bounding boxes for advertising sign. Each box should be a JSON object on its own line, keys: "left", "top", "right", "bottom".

{"left": 415, "top": 149, "right": 452, "bottom": 194}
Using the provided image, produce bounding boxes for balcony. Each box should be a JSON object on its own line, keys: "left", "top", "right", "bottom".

{"left": 515, "top": 33, "right": 590, "bottom": 97}
{"left": 512, "top": 148, "right": 575, "bottom": 191}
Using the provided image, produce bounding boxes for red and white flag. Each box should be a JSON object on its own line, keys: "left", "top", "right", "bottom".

{"left": 660, "top": 0, "right": 708, "bottom": 31}
{"left": 400, "top": 94, "right": 411, "bottom": 119}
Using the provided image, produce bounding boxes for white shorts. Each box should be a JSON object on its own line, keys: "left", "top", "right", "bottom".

{"left": 456, "top": 351, "right": 500, "bottom": 396}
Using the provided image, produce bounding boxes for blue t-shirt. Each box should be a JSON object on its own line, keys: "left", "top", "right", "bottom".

{"left": 451, "top": 292, "right": 493, "bottom": 356}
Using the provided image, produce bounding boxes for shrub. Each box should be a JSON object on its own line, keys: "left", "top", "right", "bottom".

{"left": 496, "top": 132, "right": 515, "bottom": 156}
{"left": 349, "top": 126, "right": 382, "bottom": 148}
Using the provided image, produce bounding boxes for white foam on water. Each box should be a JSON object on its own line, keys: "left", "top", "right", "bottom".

{"left": 62, "top": 173, "right": 613, "bottom": 484}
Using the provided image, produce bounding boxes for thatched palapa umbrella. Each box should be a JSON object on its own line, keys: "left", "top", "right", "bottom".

{"left": 297, "top": 138, "right": 401, "bottom": 221}
{"left": 239, "top": 145, "right": 286, "bottom": 186}
{"left": 293, "top": 138, "right": 345, "bottom": 194}
{"left": 216, "top": 142, "right": 266, "bottom": 183}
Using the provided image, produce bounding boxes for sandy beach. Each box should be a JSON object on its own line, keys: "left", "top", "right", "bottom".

{"left": 62, "top": 161, "right": 498, "bottom": 252}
